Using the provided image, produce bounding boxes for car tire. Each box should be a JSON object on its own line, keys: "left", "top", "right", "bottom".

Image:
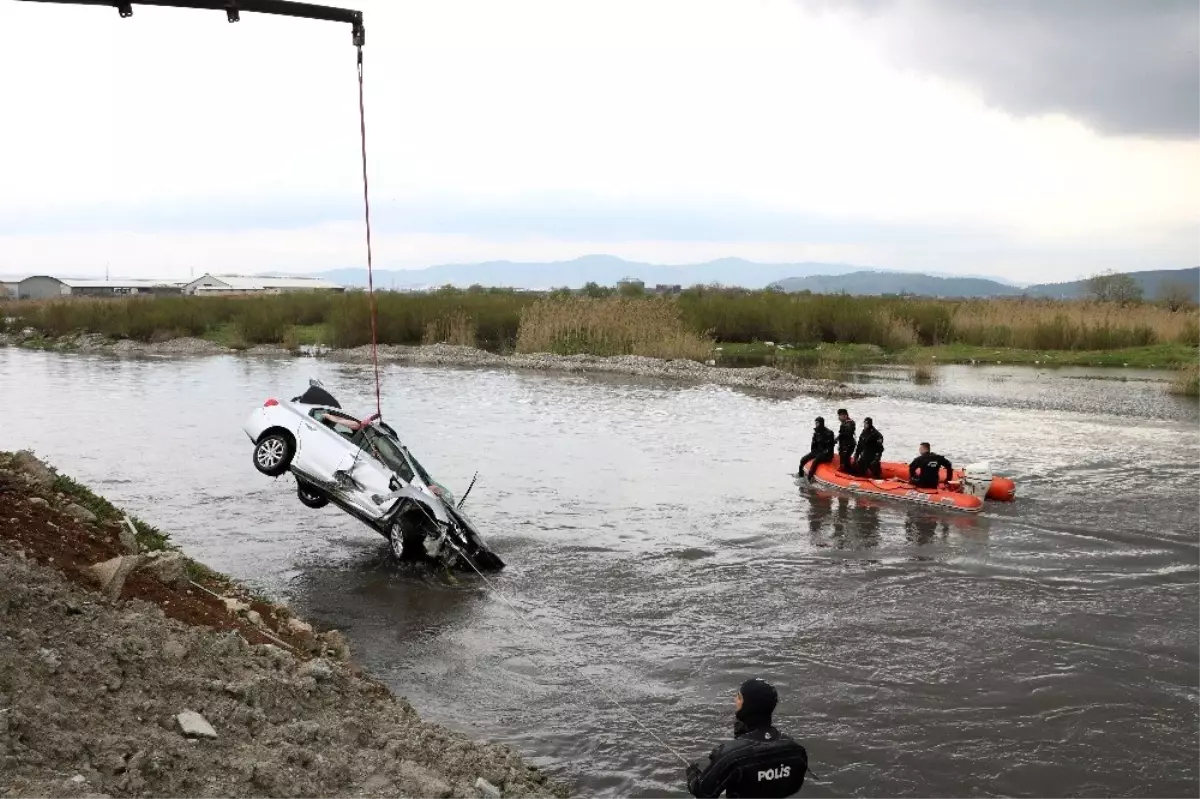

{"left": 297, "top": 481, "right": 329, "bottom": 509}
{"left": 253, "top": 431, "right": 294, "bottom": 477}
{"left": 387, "top": 511, "right": 434, "bottom": 562}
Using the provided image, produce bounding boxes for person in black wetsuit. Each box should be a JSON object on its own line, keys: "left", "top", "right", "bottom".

{"left": 686, "top": 677, "right": 809, "bottom": 798}
{"left": 798, "top": 417, "right": 835, "bottom": 483}
{"left": 909, "top": 442, "right": 952, "bottom": 488}
{"left": 834, "top": 409, "right": 856, "bottom": 472}
{"left": 853, "top": 417, "right": 884, "bottom": 478}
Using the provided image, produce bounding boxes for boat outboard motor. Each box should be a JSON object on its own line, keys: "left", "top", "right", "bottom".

{"left": 960, "top": 461, "right": 994, "bottom": 499}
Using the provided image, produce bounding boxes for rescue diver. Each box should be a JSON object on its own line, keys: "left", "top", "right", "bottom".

{"left": 835, "top": 409, "right": 856, "bottom": 473}
{"left": 686, "top": 677, "right": 809, "bottom": 798}
{"left": 853, "top": 417, "right": 884, "bottom": 478}
{"left": 798, "top": 417, "right": 835, "bottom": 483}
{"left": 909, "top": 443, "right": 953, "bottom": 489}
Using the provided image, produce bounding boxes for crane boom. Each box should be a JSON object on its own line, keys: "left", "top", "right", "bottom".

{"left": 14, "top": 0, "right": 365, "bottom": 45}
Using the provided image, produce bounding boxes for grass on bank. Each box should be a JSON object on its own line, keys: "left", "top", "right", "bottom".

{"left": 201, "top": 322, "right": 331, "bottom": 351}
{"left": 718, "top": 341, "right": 1199, "bottom": 369}
{"left": 5, "top": 450, "right": 275, "bottom": 601}
{"left": 4, "top": 289, "right": 1197, "bottom": 367}
{"left": 49, "top": 471, "right": 172, "bottom": 552}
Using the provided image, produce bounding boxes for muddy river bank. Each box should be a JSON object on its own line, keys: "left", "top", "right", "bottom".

{"left": 2, "top": 347, "right": 1197, "bottom": 797}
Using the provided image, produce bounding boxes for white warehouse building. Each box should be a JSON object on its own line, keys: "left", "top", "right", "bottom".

{"left": 185, "top": 274, "right": 344, "bottom": 295}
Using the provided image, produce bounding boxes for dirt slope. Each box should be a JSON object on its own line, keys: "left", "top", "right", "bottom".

{"left": 0, "top": 451, "right": 569, "bottom": 799}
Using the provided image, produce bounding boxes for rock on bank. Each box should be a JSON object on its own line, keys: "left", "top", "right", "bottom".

{"left": 0, "top": 452, "right": 567, "bottom": 799}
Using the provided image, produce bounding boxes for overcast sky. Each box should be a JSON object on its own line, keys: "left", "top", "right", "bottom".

{"left": 0, "top": 0, "right": 1196, "bottom": 282}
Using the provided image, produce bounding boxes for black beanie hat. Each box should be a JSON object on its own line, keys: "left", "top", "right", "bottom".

{"left": 738, "top": 678, "right": 778, "bottom": 718}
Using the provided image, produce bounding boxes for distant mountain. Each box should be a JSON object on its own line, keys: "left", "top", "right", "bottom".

{"left": 272, "top": 256, "right": 1195, "bottom": 301}
{"left": 1024, "top": 267, "right": 1199, "bottom": 301}
{"left": 771, "top": 271, "right": 1022, "bottom": 298}
{"left": 297, "top": 255, "right": 885, "bottom": 291}
{"left": 772, "top": 266, "right": 1198, "bottom": 301}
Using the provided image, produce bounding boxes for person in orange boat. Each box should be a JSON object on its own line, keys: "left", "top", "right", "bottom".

{"left": 852, "top": 417, "right": 884, "bottom": 478}
{"left": 909, "top": 443, "right": 953, "bottom": 489}
{"left": 834, "top": 409, "right": 856, "bottom": 473}
{"left": 798, "top": 416, "right": 836, "bottom": 483}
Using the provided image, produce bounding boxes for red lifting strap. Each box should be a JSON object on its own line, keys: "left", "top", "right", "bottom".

{"left": 356, "top": 44, "right": 382, "bottom": 420}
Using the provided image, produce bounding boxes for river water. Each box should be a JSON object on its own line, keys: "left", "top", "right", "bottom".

{"left": 3, "top": 347, "right": 1197, "bottom": 797}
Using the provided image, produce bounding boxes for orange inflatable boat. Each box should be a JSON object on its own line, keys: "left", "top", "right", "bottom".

{"left": 809, "top": 460, "right": 985, "bottom": 513}
{"left": 877, "top": 461, "right": 1017, "bottom": 502}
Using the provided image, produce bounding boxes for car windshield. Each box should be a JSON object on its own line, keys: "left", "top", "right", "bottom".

{"left": 362, "top": 426, "right": 419, "bottom": 483}
{"left": 403, "top": 444, "right": 437, "bottom": 486}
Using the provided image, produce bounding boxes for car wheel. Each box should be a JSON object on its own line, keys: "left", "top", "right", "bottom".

{"left": 387, "top": 512, "right": 435, "bottom": 562}
{"left": 253, "top": 431, "right": 294, "bottom": 477}
{"left": 297, "top": 481, "right": 329, "bottom": 509}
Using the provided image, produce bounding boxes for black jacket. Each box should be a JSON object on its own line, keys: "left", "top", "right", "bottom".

{"left": 836, "top": 419, "right": 856, "bottom": 451}
{"left": 909, "top": 452, "right": 952, "bottom": 487}
{"left": 855, "top": 426, "right": 884, "bottom": 460}
{"left": 809, "top": 426, "right": 835, "bottom": 455}
{"left": 687, "top": 726, "right": 808, "bottom": 798}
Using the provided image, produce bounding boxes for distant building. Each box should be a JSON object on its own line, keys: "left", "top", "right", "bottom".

{"left": 654, "top": 284, "right": 682, "bottom": 295}
{"left": 1, "top": 276, "right": 25, "bottom": 300}
{"left": 15, "top": 276, "right": 185, "bottom": 299}
{"left": 617, "top": 276, "right": 644, "bottom": 292}
{"left": 185, "top": 274, "right": 345, "bottom": 295}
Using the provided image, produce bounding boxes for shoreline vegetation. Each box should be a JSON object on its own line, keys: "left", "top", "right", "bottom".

{"left": 0, "top": 449, "right": 568, "bottom": 798}
{"left": 2, "top": 289, "right": 1196, "bottom": 383}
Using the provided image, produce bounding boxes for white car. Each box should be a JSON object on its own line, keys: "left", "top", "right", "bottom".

{"left": 242, "top": 380, "right": 504, "bottom": 572}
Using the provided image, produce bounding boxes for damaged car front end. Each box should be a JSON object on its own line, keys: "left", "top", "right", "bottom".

{"left": 244, "top": 380, "right": 504, "bottom": 573}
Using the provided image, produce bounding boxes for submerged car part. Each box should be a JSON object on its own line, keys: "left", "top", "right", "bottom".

{"left": 244, "top": 384, "right": 505, "bottom": 572}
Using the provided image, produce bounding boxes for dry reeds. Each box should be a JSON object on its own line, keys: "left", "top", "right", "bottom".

{"left": 516, "top": 296, "right": 714, "bottom": 360}
{"left": 1168, "top": 362, "right": 1199, "bottom": 397}
{"left": 907, "top": 352, "right": 938, "bottom": 384}
{"left": 949, "top": 298, "right": 1196, "bottom": 350}
{"left": 422, "top": 310, "right": 478, "bottom": 348}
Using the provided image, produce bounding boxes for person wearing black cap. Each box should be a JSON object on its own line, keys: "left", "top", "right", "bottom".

{"left": 852, "top": 417, "right": 884, "bottom": 479}
{"left": 686, "top": 677, "right": 809, "bottom": 798}
{"left": 834, "top": 409, "right": 856, "bottom": 473}
{"left": 798, "top": 417, "right": 835, "bottom": 483}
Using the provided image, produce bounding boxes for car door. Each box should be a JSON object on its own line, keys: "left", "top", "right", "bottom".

{"left": 344, "top": 428, "right": 419, "bottom": 522}
{"left": 346, "top": 452, "right": 394, "bottom": 521}
{"left": 292, "top": 410, "right": 358, "bottom": 485}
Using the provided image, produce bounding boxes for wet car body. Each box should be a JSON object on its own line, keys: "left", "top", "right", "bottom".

{"left": 243, "top": 382, "right": 504, "bottom": 572}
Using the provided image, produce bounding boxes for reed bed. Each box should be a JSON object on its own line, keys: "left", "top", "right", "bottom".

{"left": 516, "top": 296, "right": 714, "bottom": 360}
{"left": 4, "top": 288, "right": 1197, "bottom": 363}
{"left": 676, "top": 289, "right": 945, "bottom": 347}
{"left": 328, "top": 289, "right": 530, "bottom": 350}
{"left": 907, "top": 352, "right": 938, "bottom": 385}
{"left": 1168, "top": 362, "right": 1200, "bottom": 397}
{"left": 422, "top": 310, "right": 478, "bottom": 348}
{"left": 948, "top": 298, "right": 1197, "bottom": 350}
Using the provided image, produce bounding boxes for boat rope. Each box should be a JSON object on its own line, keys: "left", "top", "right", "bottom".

{"left": 439, "top": 536, "right": 693, "bottom": 768}
{"left": 356, "top": 42, "right": 383, "bottom": 420}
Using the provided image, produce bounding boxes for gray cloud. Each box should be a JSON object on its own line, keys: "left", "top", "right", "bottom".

{"left": 822, "top": 0, "right": 1199, "bottom": 139}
